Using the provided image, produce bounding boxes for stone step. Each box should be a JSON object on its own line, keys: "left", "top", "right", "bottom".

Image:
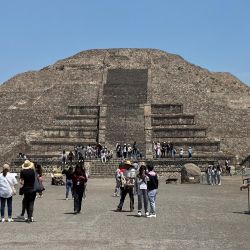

{"left": 151, "top": 104, "right": 183, "bottom": 114}
{"left": 152, "top": 141, "right": 220, "bottom": 152}
{"left": 53, "top": 118, "right": 98, "bottom": 127}
{"left": 152, "top": 114, "right": 195, "bottom": 126}
{"left": 29, "top": 139, "right": 97, "bottom": 153}
{"left": 153, "top": 127, "right": 207, "bottom": 138}
{"left": 43, "top": 127, "right": 97, "bottom": 138}
{"left": 55, "top": 115, "right": 98, "bottom": 120}
{"left": 31, "top": 138, "right": 97, "bottom": 145}
{"left": 67, "top": 105, "right": 99, "bottom": 115}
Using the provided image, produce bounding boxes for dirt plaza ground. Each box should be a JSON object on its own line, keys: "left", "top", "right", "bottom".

{"left": 0, "top": 176, "right": 249, "bottom": 250}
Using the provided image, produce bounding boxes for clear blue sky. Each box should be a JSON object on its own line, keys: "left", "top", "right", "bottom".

{"left": 0, "top": 0, "right": 249, "bottom": 86}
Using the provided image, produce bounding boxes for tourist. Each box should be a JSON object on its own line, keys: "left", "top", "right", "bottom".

{"left": 62, "top": 150, "right": 67, "bottom": 165}
{"left": 169, "top": 143, "right": 174, "bottom": 157}
{"left": 166, "top": 142, "right": 171, "bottom": 157}
{"left": 62, "top": 166, "right": 74, "bottom": 200}
{"left": 68, "top": 151, "right": 74, "bottom": 163}
{"left": 0, "top": 164, "right": 18, "bottom": 222}
{"left": 82, "top": 166, "right": 89, "bottom": 200}
{"left": 216, "top": 165, "right": 222, "bottom": 185}
{"left": 161, "top": 142, "right": 166, "bottom": 158}
{"left": 127, "top": 144, "right": 132, "bottom": 159}
{"left": 172, "top": 147, "right": 177, "bottom": 159}
{"left": 123, "top": 144, "right": 128, "bottom": 159}
{"left": 206, "top": 166, "right": 212, "bottom": 185}
{"left": 211, "top": 166, "right": 217, "bottom": 185}
{"left": 188, "top": 147, "right": 192, "bottom": 158}
{"left": 116, "top": 160, "right": 136, "bottom": 212}
{"left": 112, "top": 167, "right": 121, "bottom": 197}
{"left": 135, "top": 165, "right": 149, "bottom": 217}
{"left": 35, "top": 163, "right": 45, "bottom": 198}
{"left": 147, "top": 164, "right": 159, "bottom": 218}
{"left": 155, "top": 141, "right": 161, "bottom": 158}
{"left": 19, "top": 160, "right": 36, "bottom": 223}
{"left": 225, "top": 159, "right": 231, "bottom": 176}
{"left": 132, "top": 141, "right": 138, "bottom": 159}
{"left": 179, "top": 148, "right": 184, "bottom": 158}
{"left": 116, "top": 143, "right": 122, "bottom": 158}
{"left": 72, "top": 164, "right": 88, "bottom": 214}
{"left": 100, "top": 148, "right": 107, "bottom": 163}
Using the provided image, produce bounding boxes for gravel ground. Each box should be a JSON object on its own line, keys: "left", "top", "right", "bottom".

{"left": 0, "top": 176, "right": 249, "bottom": 250}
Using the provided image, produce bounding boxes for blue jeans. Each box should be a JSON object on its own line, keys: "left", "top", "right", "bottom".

{"left": 1, "top": 196, "right": 12, "bottom": 218}
{"left": 148, "top": 189, "right": 157, "bottom": 215}
{"left": 138, "top": 189, "right": 148, "bottom": 213}
{"left": 66, "top": 180, "right": 73, "bottom": 198}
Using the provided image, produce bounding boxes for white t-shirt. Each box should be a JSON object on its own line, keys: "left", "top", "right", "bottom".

{"left": 0, "top": 173, "right": 18, "bottom": 198}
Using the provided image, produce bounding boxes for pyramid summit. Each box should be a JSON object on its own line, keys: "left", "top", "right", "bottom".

{"left": 0, "top": 48, "right": 249, "bottom": 167}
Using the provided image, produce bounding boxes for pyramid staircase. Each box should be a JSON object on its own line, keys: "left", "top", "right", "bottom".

{"left": 25, "top": 105, "right": 99, "bottom": 161}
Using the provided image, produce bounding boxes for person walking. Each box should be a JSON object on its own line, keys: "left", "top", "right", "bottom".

{"left": 72, "top": 165, "right": 88, "bottom": 214}
{"left": 146, "top": 165, "right": 158, "bottom": 218}
{"left": 0, "top": 164, "right": 18, "bottom": 222}
{"left": 135, "top": 165, "right": 149, "bottom": 217}
{"left": 116, "top": 160, "right": 136, "bottom": 212}
{"left": 19, "top": 160, "right": 36, "bottom": 223}
{"left": 62, "top": 166, "right": 74, "bottom": 200}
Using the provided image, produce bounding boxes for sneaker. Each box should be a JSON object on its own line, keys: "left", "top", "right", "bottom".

{"left": 115, "top": 208, "right": 122, "bottom": 212}
{"left": 112, "top": 193, "right": 117, "bottom": 197}
{"left": 137, "top": 211, "right": 142, "bottom": 217}
{"left": 31, "top": 217, "right": 34, "bottom": 222}
{"left": 145, "top": 212, "right": 149, "bottom": 217}
{"left": 1, "top": 218, "right": 5, "bottom": 223}
{"left": 147, "top": 214, "right": 156, "bottom": 218}
{"left": 66, "top": 198, "right": 69, "bottom": 200}
{"left": 8, "top": 218, "right": 14, "bottom": 222}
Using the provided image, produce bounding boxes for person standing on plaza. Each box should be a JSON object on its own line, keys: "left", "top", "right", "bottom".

{"left": 206, "top": 166, "right": 212, "bottom": 185}
{"left": 112, "top": 167, "right": 121, "bottom": 197}
{"left": 35, "top": 163, "right": 44, "bottom": 198}
{"left": 211, "top": 166, "right": 217, "bottom": 185}
{"left": 135, "top": 165, "right": 149, "bottom": 217}
{"left": 116, "top": 160, "right": 136, "bottom": 212}
{"left": 72, "top": 164, "right": 88, "bottom": 214}
{"left": 0, "top": 164, "right": 18, "bottom": 222}
{"left": 20, "top": 160, "right": 36, "bottom": 223}
{"left": 62, "top": 166, "right": 74, "bottom": 200}
{"left": 147, "top": 165, "right": 158, "bottom": 218}
{"left": 216, "top": 165, "right": 222, "bottom": 185}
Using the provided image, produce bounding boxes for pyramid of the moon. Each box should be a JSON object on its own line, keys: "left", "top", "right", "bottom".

{"left": 0, "top": 48, "right": 249, "bottom": 166}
